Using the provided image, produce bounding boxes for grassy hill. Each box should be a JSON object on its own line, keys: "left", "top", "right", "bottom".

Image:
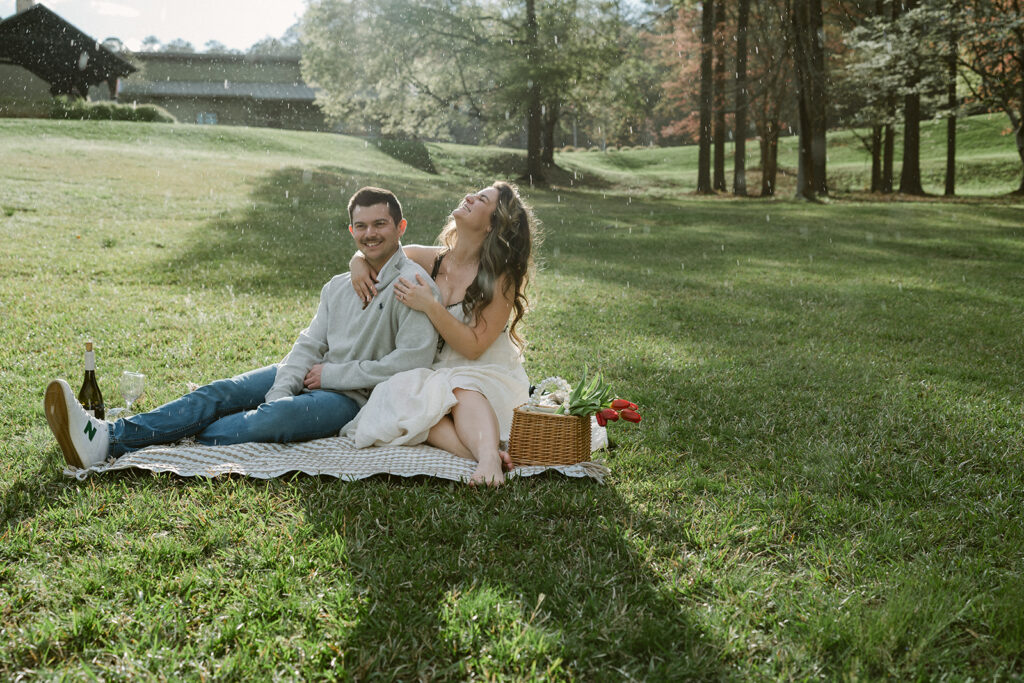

{"left": 1, "top": 117, "right": 1022, "bottom": 680}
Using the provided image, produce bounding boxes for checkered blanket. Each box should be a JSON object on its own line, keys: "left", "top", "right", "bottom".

{"left": 64, "top": 434, "right": 609, "bottom": 483}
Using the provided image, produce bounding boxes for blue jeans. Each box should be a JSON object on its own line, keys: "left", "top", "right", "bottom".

{"left": 108, "top": 365, "right": 360, "bottom": 458}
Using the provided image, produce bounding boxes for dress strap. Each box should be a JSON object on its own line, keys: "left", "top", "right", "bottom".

{"left": 431, "top": 251, "right": 445, "bottom": 279}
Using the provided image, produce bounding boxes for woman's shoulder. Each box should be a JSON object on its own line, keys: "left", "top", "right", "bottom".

{"left": 402, "top": 244, "right": 443, "bottom": 271}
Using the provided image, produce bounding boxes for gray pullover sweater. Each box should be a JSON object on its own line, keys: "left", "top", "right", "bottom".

{"left": 265, "top": 247, "right": 440, "bottom": 406}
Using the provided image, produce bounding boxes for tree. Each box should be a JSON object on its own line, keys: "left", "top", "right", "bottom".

{"left": 748, "top": 0, "right": 796, "bottom": 197}
{"left": 841, "top": 0, "right": 954, "bottom": 194}
{"left": 524, "top": 0, "right": 544, "bottom": 182}
{"left": 697, "top": 0, "right": 715, "bottom": 194}
{"left": 733, "top": 0, "right": 751, "bottom": 196}
{"left": 944, "top": 0, "right": 960, "bottom": 196}
{"left": 960, "top": 0, "right": 1024, "bottom": 194}
{"left": 790, "top": 0, "right": 828, "bottom": 199}
{"left": 101, "top": 37, "right": 126, "bottom": 54}
{"left": 161, "top": 38, "right": 196, "bottom": 53}
{"left": 203, "top": 40, "right": 235, "bottom": 54}
{"left": 301, "top": 0, "right": 626, "bottom": 182}
{"left": 839, "top": 0, "right": 902, "bottom": 193}
{"left": 538, "top": 2, "right": 639, "bottom": 158}
{"left": 651, "top": 0, "right": 795, "bottom": 196}
{"left": 897, "top": 0, "right": 926, "bottom": 195}
{"left": 652, "top": 4, "right": 702, "bottom": 145}
{"left": 713, "top": 0, "right": 728, "bottom": 192}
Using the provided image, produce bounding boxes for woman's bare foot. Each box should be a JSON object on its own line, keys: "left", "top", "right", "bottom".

{"left": 469, "top": 452, "right": 505, "bottom": 487}
{"left": 500, "top": 450, "right": 514, "bottom": 471}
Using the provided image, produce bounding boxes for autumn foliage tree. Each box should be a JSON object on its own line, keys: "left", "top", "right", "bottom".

{"left": 960, "top": 0, "right": 1024, "bottom": 194}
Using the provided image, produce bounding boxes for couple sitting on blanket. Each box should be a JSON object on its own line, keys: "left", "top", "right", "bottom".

{"left": 43, "top": 182, "right": 538, "bottom": 487}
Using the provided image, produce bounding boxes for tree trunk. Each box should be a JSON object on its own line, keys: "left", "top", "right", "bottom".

{"left": 733, "top": 0, "right": 750, "bottom": 197}
{"left": 523, "top": 0, "right": 545, "bottom": 184}
{"left": 761, "top": 116, "right": 779, "bottom": 197}
{"left": 871, "top": 0, "right": 886, "bottom": 195}
{"left": 944, "top": 2, "right": 958, "bottom": 196}
{"left": 807, "top": 0, "right": 828, "bottom": 196}
{"left": 898, "top": 0, "right": 924, "bottom": 195}
{"left": 795, "top": 96, "right": 812, "bottom": 198}
{"left": 1015, "top": 40, "right": 1024, "bottom": 194}
{"left": 899, "top": 91, "right": 925, "bottom": 194}
{"left": 871, "top": 125, "right": 882, "bottom": 192}
{"left": 882, "top": 123, "right": 895, "bottom": 193}
{"left": 542, "top": 102, "right": 559, "bottom": 167}
{"left": 1015, "top": 113, "right": 1024, "bottom": 194}
{"left": 697, "top": 0, "right": 714, "bottom": 194}
{"left": 1017, "top": 34, "right": 1024, "bottom": 194}
{"left": 790, "top": 0, "right": 828, "bottom": 199}
{"left": 713, "top": 0, "right": 727, "bottom": 192}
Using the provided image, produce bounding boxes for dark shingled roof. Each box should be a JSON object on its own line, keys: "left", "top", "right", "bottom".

{"left": 118, "top": 80, "right": 317, "bottom": 102}
{"left": 0, "top": 3, "right": 136, "bottom": 97}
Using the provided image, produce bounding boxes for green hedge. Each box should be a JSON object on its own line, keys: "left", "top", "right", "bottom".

{"left": 374, "top": 136, "right": 437, "bottom": 174}
{"left": 50, "top": 96, "right": 176, "bottom": 123}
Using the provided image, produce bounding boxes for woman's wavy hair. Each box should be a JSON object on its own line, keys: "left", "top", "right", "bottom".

{"left": 437, "top": 181, "right": 540, "bottom": 350}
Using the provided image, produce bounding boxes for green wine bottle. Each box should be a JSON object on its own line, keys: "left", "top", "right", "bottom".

{"left": 78, "top": 341, "right": 105, "bottom": 419}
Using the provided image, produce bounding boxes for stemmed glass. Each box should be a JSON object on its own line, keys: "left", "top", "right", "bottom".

{"left": 118, "top": 371, "right": 145, "bottom": 416}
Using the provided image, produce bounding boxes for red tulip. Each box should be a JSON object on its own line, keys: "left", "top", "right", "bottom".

{"left": 612, "top": 398, "right": 638, "bottom": 410}
{"left": 596, "top": 413, "right": 607, "bottom": 427}
{"left": 599, "top": 408, "right": 619, "bottom": 422}
{"left": 620, "top": 408, "right": 642, "bottom": 423}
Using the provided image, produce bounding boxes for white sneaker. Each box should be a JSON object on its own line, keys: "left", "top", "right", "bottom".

{"left": 44, "top": 379, "right": 110, "bottom": 469}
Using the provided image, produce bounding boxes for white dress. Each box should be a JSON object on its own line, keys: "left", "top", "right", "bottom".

{"left": 342, "top": 304, "right": 530, "bottom": 447}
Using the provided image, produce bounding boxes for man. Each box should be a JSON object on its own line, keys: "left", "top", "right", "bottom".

{"left": 44, "top": 187, "right": 440, "bottom": 469}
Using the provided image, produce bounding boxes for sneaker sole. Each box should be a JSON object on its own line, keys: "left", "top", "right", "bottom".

{"left": 44, "top": 381, "right": 83, "bottom": 469}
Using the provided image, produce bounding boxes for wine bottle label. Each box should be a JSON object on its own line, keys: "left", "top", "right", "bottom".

{"left": 85, "top": 409, "right": 95, "bottom": 417}
{"left": 84, "top": 351, "right": 96, "bottom": 371}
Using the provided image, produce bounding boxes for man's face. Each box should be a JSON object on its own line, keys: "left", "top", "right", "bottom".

{"left": 349, "top": 203, "right": 406, "bottom": 268}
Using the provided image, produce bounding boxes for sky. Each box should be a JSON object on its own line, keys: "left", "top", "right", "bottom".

{"left": 0, "top": 0, "right": 307, "bottom": 51}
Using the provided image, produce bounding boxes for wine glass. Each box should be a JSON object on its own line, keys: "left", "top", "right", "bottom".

{"left": 119, "top": 371, "right": 145, "bottom": 415}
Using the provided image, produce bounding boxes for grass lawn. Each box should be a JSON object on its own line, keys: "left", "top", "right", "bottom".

{"left": 1, "top": 117, "right": 1023, "bottom": 680}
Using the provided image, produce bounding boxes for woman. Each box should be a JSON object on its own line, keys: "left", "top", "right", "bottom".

{"left": 342, "top": 181, "right": 538, "bottom": 487}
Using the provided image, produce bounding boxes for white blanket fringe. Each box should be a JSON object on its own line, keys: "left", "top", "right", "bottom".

{"left": 62, "top": 434, "right": 609, "bottom": 483}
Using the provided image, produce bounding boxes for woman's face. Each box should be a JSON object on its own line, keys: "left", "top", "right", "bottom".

{"left": 452, "top": 187, "right": 499, "bottom": 232}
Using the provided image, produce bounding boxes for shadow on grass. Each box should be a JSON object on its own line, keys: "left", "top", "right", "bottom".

{"left": 0, "top": 448, "right": 66, "bottom": 527}
{"left": 300, "top": 478, "right": 728, "bottom": 679}
{"left": 157, "top": 165, "right": 477, "bottom": 297}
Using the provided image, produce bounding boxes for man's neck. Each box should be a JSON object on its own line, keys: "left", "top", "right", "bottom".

{"left": 365, "top": 246, "right": 401, "bottom": 274}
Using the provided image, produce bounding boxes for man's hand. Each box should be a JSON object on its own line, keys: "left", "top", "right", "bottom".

{"left": 303, "top": 364, "right": 324, "bottom": 390}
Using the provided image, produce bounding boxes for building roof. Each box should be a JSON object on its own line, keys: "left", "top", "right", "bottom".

{"left": 131, "top": 51, "right": 302, "bottom": 66}
{"left": 0, "top": 4, "right": 136, "bottom": 97}
{"left": 119, "top": 80, "right": 317, "bottom": 102}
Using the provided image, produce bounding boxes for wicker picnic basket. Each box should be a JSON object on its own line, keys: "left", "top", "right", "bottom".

{"left": 507, "top": 404, "right": 591, "bottom": 466}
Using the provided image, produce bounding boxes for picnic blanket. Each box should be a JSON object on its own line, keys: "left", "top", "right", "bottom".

{"left": 63, "top": 423, "right": 610, "bottom": 484}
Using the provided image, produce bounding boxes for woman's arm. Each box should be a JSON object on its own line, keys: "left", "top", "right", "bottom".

{"left": 395, "top": 273, "right": 514, "bottom": 360}
{"left": 349, "top": 245, "right": 440, "bottom": 305}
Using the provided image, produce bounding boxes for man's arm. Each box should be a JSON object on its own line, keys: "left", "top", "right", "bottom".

{"left": 318, "top": 303, "right": 438, "bottom": 391}
{"left": 265, "top": 283, "right": 330, "bottom": 402}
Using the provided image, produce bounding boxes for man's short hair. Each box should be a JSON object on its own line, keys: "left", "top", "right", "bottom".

{"left": 348, "top": 186, "right": 403, "bottom": 226}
